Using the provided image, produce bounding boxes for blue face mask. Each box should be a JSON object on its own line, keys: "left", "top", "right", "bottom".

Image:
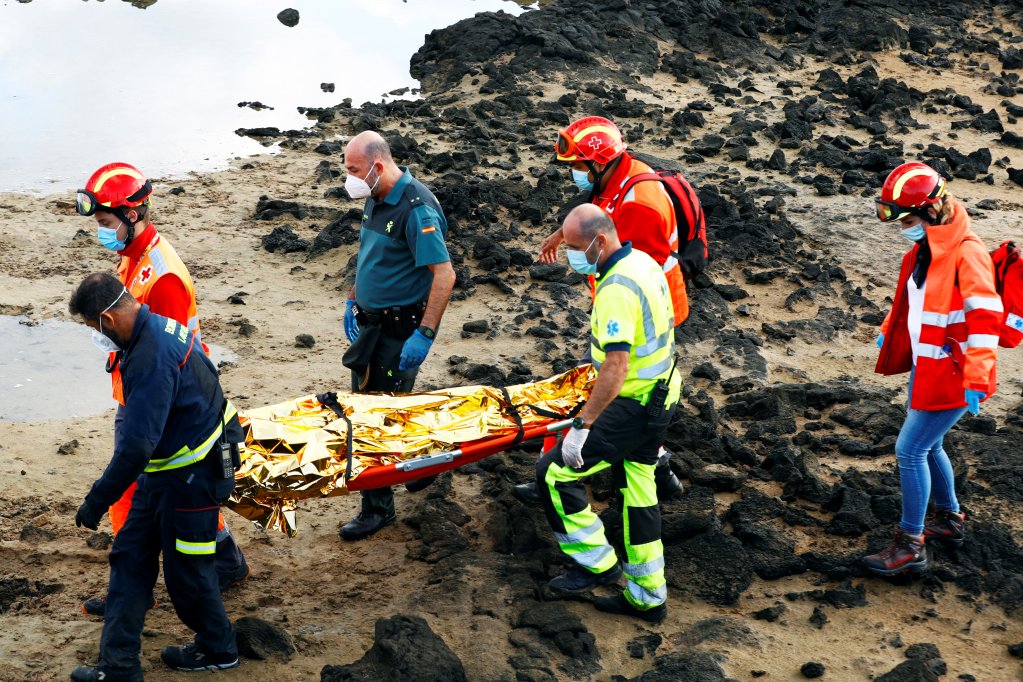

{"left": 566, "top": 235, "right": 599, "bottom": 275}
{"left": 571, "top": 168, "right": 594, "bottom": 192}
{"left": 97, "top": 222, "right": 127, "bottom": 251}
{"left": 900, "top": 223, "right": 926, "bottom": 243}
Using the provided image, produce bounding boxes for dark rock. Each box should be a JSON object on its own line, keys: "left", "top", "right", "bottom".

{"left": 689, "top": 464, "right": 746, "bottom": 492}
{"left": 691, "top": 362, "right": 720, "bottom": 381}
{"left": 528, "top": 263, "right": 568, "bottom": 282}
{"left": 515, "top": 602, "right": 599, "bottom": 674}
{"left": 1008, "top": 642, "right": 1023, "bottom": 658}
{"left": 905, "top": 643, "right": 941, "bottom": 662}
{"left": 875, "top": 659, "right": 939, "bottom": 682}
{"left": 320, "top": 615, "right": 466, "bottom": 682}
{"left": 0, "top": 578, "right": 61, "bottom": 613}
{"left": 321, "top": 83, "right": 335, "bottom": 93}
{"left": 800, "top": 662, "right": 825, "bottom": 679}
{"left": 261, "top": 226, "right": 310, "bottom": 254}
{"left": 664, "top": 530, "right": 752, "bottom": 606}
{"left": 309, "top": 209, "right": 364, "bottom": 259}
{"left": 627, "top": 633, "right": 662, "bottom": 659}
{"left": 809, "top": 606, "right": 828, "bottom": 629}
{"left": 235, "top": 616, "right": 296, "bottom": 661}
{"left": 57, "top": 439, "right": 79, "bottom": 455}
{"left": 294, "top": 334, "right": 315, "bottom": 349}
{"left": 629, "top": 650, "right": 728, "bottom": 682}
{"left": 462, "top": 319, "right": 489, "bottom": 333}
{"left": 276, "top": 8, "right": 299, "bottom": 27}
{"left": 753, "top": 604, "right": 786, "bottom": 622}
{"left": 405, "top": 479, "right": 471, "bottom": 563}
{"left": 86, "top": 532, "right": 112, "bottom": 550}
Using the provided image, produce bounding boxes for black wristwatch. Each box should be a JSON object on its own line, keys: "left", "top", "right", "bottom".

{"left": 418, "top": 325, "right": 436, "bottom": 340}
{"left": 571, "top": 416, "right": 588, "bottom": 430}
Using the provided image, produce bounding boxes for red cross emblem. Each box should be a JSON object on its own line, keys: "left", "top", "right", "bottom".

{"left": 138, "top": 265, "right": 153, "bottom": 286}
{"left": 587, "top": 135, "right": 604, "bottom": 150}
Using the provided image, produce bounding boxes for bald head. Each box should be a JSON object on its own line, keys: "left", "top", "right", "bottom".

{"left": 343, "top": 131, "right": 402, "bottom": 200}
{"left": 562, "top": 204, "right": 620, "bottom": 269}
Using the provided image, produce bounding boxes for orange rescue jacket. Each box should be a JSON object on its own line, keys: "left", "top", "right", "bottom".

{"left": 110, "top": 226, "right": 205, "bottom": 405}
{"left": 590, "top": 153, "right": 689, "bottom": 325}
{"left": 876, "top": 200, "right": 1001, "bottom": 410}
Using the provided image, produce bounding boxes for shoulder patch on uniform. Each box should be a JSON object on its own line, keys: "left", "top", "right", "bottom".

{"left": 422, "top": 225, "right": 436, "bottom": 234}
{"left": 164, "top": 318, "right": 177, "bottom": 334}
{"left": 607, "top": 320, "right": 620, "bottom": 336}
{"left": 149, "top": 248, "right": 169, "bottom": 277}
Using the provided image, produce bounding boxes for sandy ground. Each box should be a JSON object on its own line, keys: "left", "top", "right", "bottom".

{"left": 2, "top": 10, "right": 1023, "bottom": 682}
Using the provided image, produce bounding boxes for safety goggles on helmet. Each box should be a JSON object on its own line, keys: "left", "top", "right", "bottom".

{"left": 75, "top": 180, "right": 153, "bottom": 217}
{"left": 875, "top": 198, "right": 933, "bottom": 223}
{"left": 555, "top": 129, "right": 581, "bottom": 161}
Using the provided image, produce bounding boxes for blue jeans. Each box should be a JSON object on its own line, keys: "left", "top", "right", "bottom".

{"left": 896, "top": 372, "right": 965, "bottom": 535}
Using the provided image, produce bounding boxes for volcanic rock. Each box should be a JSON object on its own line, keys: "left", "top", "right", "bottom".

{"left": 320, "top": 615, "right": 466, "bottom": 682}
{"left": 235, "top": 616, "right": 296, "bottom": 660}
{"left": 276, "top": 8, "right": 299, "bottom": 27}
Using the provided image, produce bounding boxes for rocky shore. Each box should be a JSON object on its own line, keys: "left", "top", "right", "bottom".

{"left": 1, "top": 1, "right": 1023, "bottom": 680}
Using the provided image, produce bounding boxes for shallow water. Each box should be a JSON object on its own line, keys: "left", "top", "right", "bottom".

{"left": 0, "top": 316, "right": 236, "bottom": 422}
{"left": 0, "top": 0, "right": 524, "bottom": 193}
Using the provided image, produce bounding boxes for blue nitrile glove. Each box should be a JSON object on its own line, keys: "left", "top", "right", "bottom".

{"left": 876, "top": 333, "right": 884, "bottom": 349}
{"left": 343, "top": 299, "right": 359, "bottom": 343}
{"left": 399, "top": 329, "right": 433, "bottom": 371}
{"left": 965, "top": 389, "right": 986, "bottom": 416}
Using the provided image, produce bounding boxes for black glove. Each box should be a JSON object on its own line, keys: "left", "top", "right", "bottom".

{"left": 75, "top": 500, "right": 103, "bottom": 531}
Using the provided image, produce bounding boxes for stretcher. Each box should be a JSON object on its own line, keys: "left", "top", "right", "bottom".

{"left": 227, "top": 365, "right": 593, "bottom": 535}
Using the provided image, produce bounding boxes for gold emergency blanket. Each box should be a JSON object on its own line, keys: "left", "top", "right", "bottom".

{"left": 228, "top": 365, "right": 595, "bottom": 535}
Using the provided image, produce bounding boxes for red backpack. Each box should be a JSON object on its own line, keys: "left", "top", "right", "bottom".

{"left": 613, "top": 170, "right": 709, "bottom": 281}
{"left": 990, "top": 240, "right": 1023, "bottom": 348}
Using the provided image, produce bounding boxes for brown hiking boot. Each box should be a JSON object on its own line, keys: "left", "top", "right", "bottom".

{"left": 923, "top": 509, "right": 966, "bottom": 548}
{"left": 863, "top": 529, "right": 928, "bottom": 576}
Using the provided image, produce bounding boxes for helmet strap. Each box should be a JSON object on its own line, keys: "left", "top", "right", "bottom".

{"left": 112, "top": 207, "right": 138, "bottom": 248}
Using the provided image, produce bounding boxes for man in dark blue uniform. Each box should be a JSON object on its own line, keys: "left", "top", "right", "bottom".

{"left": 339, "top": 131, "right": 456, "bottom": 540}
{"left": 69, "top": 273, "right": 241, "bottom": 682}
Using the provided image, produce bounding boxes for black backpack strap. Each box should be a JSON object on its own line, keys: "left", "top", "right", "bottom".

{"left": 497, "top": 387, "right": 584, "bottom": 447}
{"left": 316, "top": 392, "right": 355, "bottom": 484}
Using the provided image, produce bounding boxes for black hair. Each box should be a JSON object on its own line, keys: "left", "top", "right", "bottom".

{"left": 69, "top": 273, "right": 134, "bottom": 321}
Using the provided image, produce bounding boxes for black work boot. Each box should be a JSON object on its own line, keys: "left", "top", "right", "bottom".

{"left": 339, "top": 510, "right": 396, "bottom": 541}
{"left": 593, "top": 593, "right": 667, "bottom": 624}
{"left": 547, "top": 562, "right": 622, "bottom": 595}
{"left": 160, "top": 640, "right": 239, "bottom": 672}
{"left": 513, "top": 481, "right": 541, "bottom": 505}
{"left": 70, "top": 665, "right": 143, "bottom": 682}
{"left": 863, "top": 529, "right": 928, "bottom": 576}
{"left": 654, "top": 448, "right": 682, "bottom": 499}
{"left": 923, "top": 509, "right": 966, "bottom": 548}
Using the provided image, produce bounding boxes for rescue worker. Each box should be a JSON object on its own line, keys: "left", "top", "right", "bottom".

{"left": 537, "top": 204, "right": 679, "bottom": 623}
{"left": 866, "top": 162, "right": 1000, "bottom": 576}
{"left": 75, "top": 162, "right": 248, "bottom": 617}
{"left": 517, "top": 116, "right": 684, "bottom": 504}
{"left": 339, "top": 131, "right": 457, "bottom": 541}
{"left": 69, "top": 273, "right": 240, "bottom": 681}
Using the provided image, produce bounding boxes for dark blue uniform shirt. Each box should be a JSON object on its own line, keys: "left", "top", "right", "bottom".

{"left": 87, "top": 305, "right": 227, "bottom": 509}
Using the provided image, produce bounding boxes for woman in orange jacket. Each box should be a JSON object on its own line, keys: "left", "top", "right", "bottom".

{"left": 867, "top": 162, "right": 1001, "bottom": 576}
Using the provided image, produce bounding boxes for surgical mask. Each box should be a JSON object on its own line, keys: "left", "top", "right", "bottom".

{"left": 900, "top": 223, "right": 926, "bottom": 243}
{"left": 91, "top": 287, "right": 128, "bottom": 353}
{"left": 571, "top": 168, "right": 594, "bottom": 192}
{"left": 566, "top": 235, "right": 599, "bottom": 275}
{"left": 345, "top": 166, "right": 380, "bottom": 200}
{"left": 97, "top": 222, "right": 127, "bottom": 251}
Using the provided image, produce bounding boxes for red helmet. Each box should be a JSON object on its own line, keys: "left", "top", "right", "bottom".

{"left": 76, "top": 162, "right": 153, "bottom": 217}
{"left": 554, "top": 116, "right": 626, "bottom": 165}
{"left": 876, "top": 162, "right": 946, "bottom": 222}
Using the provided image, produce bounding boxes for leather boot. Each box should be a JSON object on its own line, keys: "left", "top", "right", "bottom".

{"left": 863, "top": 528, "right": 928, "bottom": 576}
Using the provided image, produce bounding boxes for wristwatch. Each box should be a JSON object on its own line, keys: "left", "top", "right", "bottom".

{"left": 571, "top": 416, "right": 589, "bottom": 430}
{"left": 418, "top": 325, "right": 436, "bottom": 340}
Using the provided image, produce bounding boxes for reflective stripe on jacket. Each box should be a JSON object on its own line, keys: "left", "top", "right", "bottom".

{"left": 144, "top": 401, "right": 238, "bottom": 473}
{"left": 590, "top": 248, "right": 681, "bottom": 407}
{"left": 590, "top": 153, "right": 689, "bottom": 325}
{"left": 877, "top": 200, "right": 1000, "bottom": 410}
{"left": 111, "top": 227, "right": 205, "bottom": 405}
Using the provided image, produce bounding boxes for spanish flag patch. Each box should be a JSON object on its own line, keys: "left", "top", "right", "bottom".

{"left": 422, "top": 225, "right": 436, "bottom": 234}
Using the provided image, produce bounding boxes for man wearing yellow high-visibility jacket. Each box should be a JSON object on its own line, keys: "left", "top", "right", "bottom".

{"left": 537, "top": 204, "right": 680, "bottom": 623}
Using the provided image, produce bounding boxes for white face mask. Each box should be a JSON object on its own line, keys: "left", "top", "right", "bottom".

{"left": 91, "top": 287, "right": 128, "bottom": 353}
{"left": 344, "top": 165, "right": 380, "bottom": 199}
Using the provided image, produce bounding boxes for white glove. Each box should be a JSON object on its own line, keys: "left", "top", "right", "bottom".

{"left": 561, "top": 427, "right": 589, "bottom": 470}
